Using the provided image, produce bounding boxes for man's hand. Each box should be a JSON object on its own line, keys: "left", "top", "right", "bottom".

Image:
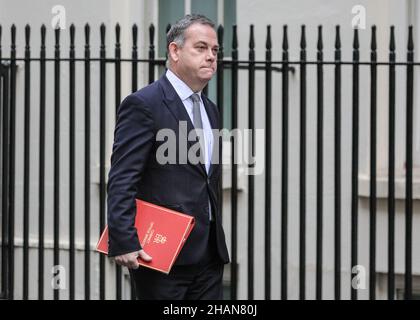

{"left": 114, "top": 250, "right": 152, "bottom": 269}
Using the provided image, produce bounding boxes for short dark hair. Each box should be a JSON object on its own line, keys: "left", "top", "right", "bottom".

{"left": 166, "top": 14, "right": 215, "bottom": 50}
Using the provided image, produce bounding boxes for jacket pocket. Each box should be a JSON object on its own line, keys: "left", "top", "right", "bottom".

{"left": 160, "top": 204, "right": 183, "bottom": 213}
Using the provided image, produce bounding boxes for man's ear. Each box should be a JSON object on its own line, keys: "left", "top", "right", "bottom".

{"left": 168, "top": 42, "right": 180, "bottom": 63}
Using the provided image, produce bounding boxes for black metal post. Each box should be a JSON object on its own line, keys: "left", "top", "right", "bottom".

{"left": 53, "top": 27, "right": 60, "bottom": 301}
{"left": 405, "top": 25, "right": 414, "bottom": 301}
{"left": 38, "top": 24, "right": 46, "bottom": 301}
{"left": 84, "top": 23, "right": 91, "bottom": 300}
{"left": 334, "top": 25, "right": 342, "bottom": 301}
{"left": 23, "top": 24, "right": 31, "bottom": 300}
{"left": 230, "top": 24, "right": 238, "bottom": 301}
{"left": 69, "top": 24, "right": 76, "bottom": 300}
{"left": 264, "top": 25, "right": 272, "bottom": 301}
{"left": 388, "top": 25, "right": 396, "bottom": 301}
{"left": 281, "top": 25, "right": 289, "bottom": 300}
{"left": 350, "top": 28, "right": 360, "bottom": 301}
{"left": 99, "top": 23, "right": 106, "bottom": 300}
{"left": 299, "top": 24, "right": 307, "bottom": 301}
{"left": 369, "top": 25, "right": 377, "bottom": 300}
{"left": 247, "top": 24, "right": 255, "bottom": 301}
{"left": 316, "top": 25, "right": 324, "bottom": 301}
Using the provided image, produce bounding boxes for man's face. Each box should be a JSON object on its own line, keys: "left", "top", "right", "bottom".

{"left": 170, "top": 23, "right": 218, "bottom": 90}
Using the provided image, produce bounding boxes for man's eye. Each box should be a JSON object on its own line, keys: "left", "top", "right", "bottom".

{"left": 197, "top": 46, "right": 206, "bottom": 50}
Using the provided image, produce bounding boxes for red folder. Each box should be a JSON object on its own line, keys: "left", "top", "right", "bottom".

{"left": 96, "top": 199, "right": 195, "bottom": 274}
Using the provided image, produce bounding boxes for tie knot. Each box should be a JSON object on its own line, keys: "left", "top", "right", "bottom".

{"left": 190, "top": 93, "right": 201, "bottom": 104}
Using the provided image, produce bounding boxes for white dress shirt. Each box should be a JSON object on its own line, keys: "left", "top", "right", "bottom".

{"left": 166, "top": 69, "right": 214, "bottom": 220}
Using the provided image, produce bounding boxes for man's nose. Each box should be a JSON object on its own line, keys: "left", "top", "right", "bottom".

{"left": 206, "top": 49, "right": 216, "bottom": 61}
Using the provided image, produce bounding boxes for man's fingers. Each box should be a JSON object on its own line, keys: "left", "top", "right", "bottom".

{"left": 138, "top": 249, "right": 152, "bottom": 262}
{"left": 114, "top": 251, "right": 140, "bottom": 269}
{"left": 129, "top": 259, "right": 140, "bottom": 269}
{"left": 113, "top": 250, "right": 151, "bottom": 268}
{"left": 129, "top": 251, "right": 140, "bottom": 269}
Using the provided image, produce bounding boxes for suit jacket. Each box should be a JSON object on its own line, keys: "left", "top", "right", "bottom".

{"left": 107, "top": 74, "right": 230, "bottom": 266}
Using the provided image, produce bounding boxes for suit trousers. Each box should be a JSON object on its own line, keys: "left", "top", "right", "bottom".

{"left": 129, "top": 220, "right": 224, "bottom": 300}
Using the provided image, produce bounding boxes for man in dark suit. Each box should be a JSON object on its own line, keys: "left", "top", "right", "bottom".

{"left": 106, "top": 14, "right": 230, "bottom": 300}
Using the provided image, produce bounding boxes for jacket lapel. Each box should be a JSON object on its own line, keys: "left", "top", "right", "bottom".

{"left": 159, "top": 75, "right": 208, "bottom": 177}
{"left": 202, "top": 95, "right": 219, "bottom": 179}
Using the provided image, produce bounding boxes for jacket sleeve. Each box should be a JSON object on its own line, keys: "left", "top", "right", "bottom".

{"left": 106, "top": 94, "right": 155, "bottom": 257}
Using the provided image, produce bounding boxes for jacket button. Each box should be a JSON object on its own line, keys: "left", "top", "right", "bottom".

{"left": 207, "top": 178, "right": 210, "bottom": 184}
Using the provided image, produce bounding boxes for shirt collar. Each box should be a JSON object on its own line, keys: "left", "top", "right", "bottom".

{"left": 166, "top": 68, "right": 202, "bottom": 102}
